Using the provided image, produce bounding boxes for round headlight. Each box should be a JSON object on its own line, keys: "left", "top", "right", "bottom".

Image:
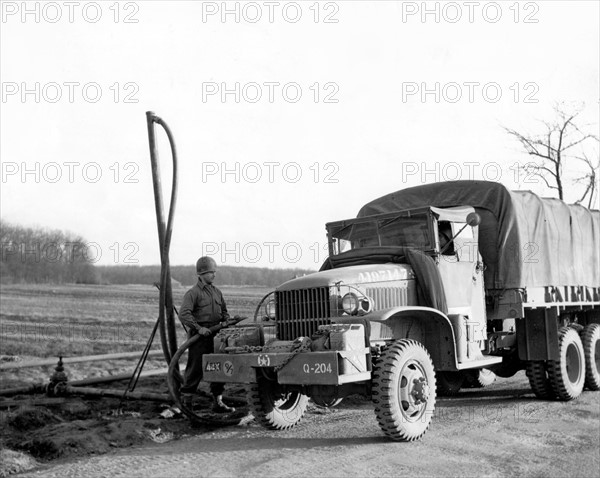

{"left": 342, "top": 293, "right": 359, "bottom": 315}
{"left": 265, "top": 299, "right": 276, "bottom": 319}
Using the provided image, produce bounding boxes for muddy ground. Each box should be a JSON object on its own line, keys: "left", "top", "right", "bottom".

{"left": 0, "top": 375, "right": 240, "bottom": 476}
{"left": 2, "top": 372, "right": 599, "bottom": 478}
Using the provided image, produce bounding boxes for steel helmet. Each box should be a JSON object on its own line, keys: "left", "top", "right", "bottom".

{"left": 196, "top": 256, "right": 217, "bottom": 274}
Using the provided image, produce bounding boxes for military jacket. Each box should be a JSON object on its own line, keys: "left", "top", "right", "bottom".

{"left": 179, "top": 280, "right": 230, "bottom": 331}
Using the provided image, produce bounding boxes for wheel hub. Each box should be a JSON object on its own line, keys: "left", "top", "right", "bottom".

{"left": 411, "top": 377, "right": 429, "bottom": 404}
{"left": 398, "top": 360, "right": 430, "bottom": 420}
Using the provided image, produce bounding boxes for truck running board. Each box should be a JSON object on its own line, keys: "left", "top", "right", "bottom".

{"left": 456, "top": 355, "right": 503, "bottom": 370}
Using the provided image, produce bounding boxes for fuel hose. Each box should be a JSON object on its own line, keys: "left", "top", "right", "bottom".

{"left": 146, "top": 111, "right": 179, "bottom": 363}
{"left": 147, "top": 112, "right": 248, "bottom": 425}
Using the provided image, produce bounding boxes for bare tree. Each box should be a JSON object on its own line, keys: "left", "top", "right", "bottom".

{"left": 573, "top": 153, "right": 599, "bottom": 208}
{"left": 505, "top": 104, "right": 599, "bottom": 203}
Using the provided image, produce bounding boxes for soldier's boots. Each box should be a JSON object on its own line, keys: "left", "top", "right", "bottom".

{"left": 212, "top": 395, "right": 235, "bottom": 414}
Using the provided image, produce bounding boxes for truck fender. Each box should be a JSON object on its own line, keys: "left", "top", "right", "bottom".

{"left": 367, "top": 306, "right": 459, "bottom": 371}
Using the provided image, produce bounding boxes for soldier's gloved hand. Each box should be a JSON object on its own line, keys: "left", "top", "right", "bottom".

{"left": 197, "top": 326, "right": 212, "bottom": 337}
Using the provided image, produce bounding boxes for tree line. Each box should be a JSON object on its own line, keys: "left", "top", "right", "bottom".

{"left": 97, "top": 264, "right": 314, "bottom": 287}
{"left": 0, "top": 220, "right": 314, "bottom": 286}
{"left": 0, "top": 220, "right": 99, "bottom": 284}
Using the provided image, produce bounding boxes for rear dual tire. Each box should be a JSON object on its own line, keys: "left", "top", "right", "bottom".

{"left": 526, "top": 325, "right": 598, "bottom": 400}
{"left": 581, "top": 323, "right": 600, "bottom": 391}
{"left": 547, "top": 327, "right": 585, "bottom": 400}
{"left": 525, "top": 360, "right": 555, "bottom": 399}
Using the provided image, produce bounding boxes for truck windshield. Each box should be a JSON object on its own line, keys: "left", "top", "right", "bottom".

{"left": 328, "top": 215, "right": 434, "bottom": 255}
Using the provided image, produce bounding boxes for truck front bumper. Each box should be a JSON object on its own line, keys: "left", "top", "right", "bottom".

{"left": 202, "top": 349, "right": 371, "bottom": 385}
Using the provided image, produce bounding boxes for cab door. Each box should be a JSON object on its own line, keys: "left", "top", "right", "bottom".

{"left": 437, "top": 221, "right": 486, "bottom": 345}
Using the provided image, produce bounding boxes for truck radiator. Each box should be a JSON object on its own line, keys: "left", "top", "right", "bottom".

{"left": 276, "top": 287, "right": 331, "bottom": 340}
{"left": 365, "top": 286, "right": 408, "bottom": 310}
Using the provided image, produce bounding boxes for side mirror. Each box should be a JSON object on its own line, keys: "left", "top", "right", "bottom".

{"left": 467, "top": 212, "right": 481, "bottom": 227}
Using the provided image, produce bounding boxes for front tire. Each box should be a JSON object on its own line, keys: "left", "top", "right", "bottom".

{"left": 372, "top": 340, "right": 436, "bottom": 441}
{"left": 547, "top": 327, "right": 585, "bottom": 400}
{"left": 246, "top": 377, "right": 308, "bottom": 430}
{"left": 582, "top": 323, "right": 600, "bottom": 390}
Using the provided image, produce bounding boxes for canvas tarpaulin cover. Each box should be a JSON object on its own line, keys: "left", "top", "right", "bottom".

{"left": 357, "top": 181, "right": 600, "bottom": 290}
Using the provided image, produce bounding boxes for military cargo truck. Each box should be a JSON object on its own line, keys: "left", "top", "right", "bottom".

{"left": 203, "top": 180, "right": 600, "bottom": 441}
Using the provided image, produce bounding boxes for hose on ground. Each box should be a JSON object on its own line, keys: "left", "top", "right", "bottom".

{"left": 167, "top": 334, "right": 251, "bottom": 426}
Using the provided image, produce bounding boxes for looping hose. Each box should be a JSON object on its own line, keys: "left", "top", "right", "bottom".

{"left": 146, "top": 112, "right": 179, "bottom": 363}
{"left": 147, "top": 112, "right": 249, "bottom": 425}
{"left": 167, "top": 334, "right": 250, "bottom": 425}
{"left": 167, "top": 334, "right": 200, "bottom": 418}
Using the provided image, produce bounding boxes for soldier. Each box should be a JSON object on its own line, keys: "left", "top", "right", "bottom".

{"left": 179, "top": 256, "right": 237, "bottom": 413}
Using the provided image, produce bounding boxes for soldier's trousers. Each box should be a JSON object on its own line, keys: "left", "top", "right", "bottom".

{"left": 180, "top": 332, "right": 225, "bottom": 396}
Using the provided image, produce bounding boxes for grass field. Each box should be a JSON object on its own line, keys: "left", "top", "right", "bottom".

{"left": 0, "top": 283, "right": 271, "bottom": 387}
{"left": 0, "top": 283, "right": 272, "bottom": 471}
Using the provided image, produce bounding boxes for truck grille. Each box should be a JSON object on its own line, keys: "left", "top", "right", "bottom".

{"left": 365, "top": 286, "right": 408, "bottom": 310}
{"left": 276, "top": 287, "right": 331, "bottom": 340}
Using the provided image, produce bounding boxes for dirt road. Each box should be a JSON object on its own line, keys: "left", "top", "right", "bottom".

{"left": 19, "top": 372, "right": 599, "bottom": 478}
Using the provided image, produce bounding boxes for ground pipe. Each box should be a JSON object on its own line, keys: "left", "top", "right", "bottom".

{"left": 66, "top": 386, "right": 171, "bottom": 402}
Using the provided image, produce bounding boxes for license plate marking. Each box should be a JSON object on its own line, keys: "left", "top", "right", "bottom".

{"left": 205, "top": 362, "right": 221, "bottom": 372}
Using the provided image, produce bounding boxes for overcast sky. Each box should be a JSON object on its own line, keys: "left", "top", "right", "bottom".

{"left": 1, "top": 0, "right": 598, "bottom": 270}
